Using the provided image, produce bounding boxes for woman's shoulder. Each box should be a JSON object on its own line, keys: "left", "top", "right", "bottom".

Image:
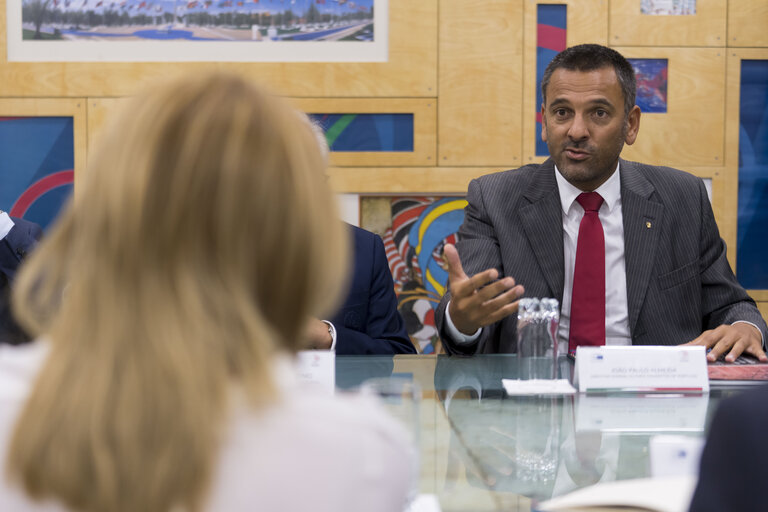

{"left": 0, "top": 341, "right": 48, "bottom": 402}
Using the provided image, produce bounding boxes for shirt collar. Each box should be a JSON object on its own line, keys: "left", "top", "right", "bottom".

{"left": 554, "top": 161, "right": 622, "bottom": 215}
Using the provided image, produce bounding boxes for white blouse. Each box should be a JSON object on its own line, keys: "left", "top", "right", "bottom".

{"left": 0, "top": 342, "right": 414, "bottom": 512}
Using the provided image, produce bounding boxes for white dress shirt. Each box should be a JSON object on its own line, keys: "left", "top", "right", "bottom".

{"left": 0, "top": 211, "right": 15, "bottom": 240}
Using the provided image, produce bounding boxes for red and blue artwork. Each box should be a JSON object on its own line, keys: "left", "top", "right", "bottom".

{"left": 536, "top": 4, "right": 567, "bottom": 156}
{"left": 629, "top": 58, "right": 668, "bottom": 113}
{"left": 737, "top": 60, "right": 768, "bottom": 289}
{"left": 310, "top": 113, "right": 413, "bottom": 152}
{"left": 370, "top": 196, "right": 466, "bottom": 354}
{"left": 0, "top": 117, "right": 74, "bottom": 230}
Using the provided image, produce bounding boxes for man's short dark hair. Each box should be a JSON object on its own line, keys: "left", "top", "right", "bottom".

{"left": 541, "top": 44, "right": 636, "bottom": 116}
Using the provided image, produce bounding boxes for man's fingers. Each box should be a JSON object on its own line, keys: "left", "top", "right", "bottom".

{"left": 481, "top": 283, "right": 525, "bottom": 312}
{"left": 483, "top": 298, "right": 524, "bottom": 326}
{"left": 745, "top": 342, "right": 768, "bottom": 362}
{"left": 443, "top": 244, "right": 468, "bottom": 284}
{"left": 451, "top": 267, "right": 499, "bottom": 299}
{"left": 474, "top": 276, "right": 516, "bottom": 303}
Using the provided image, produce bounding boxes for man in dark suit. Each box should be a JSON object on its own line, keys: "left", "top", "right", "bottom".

{"left": 436, "top": 44, "right": 767, "bottom": 359}
{"left": 306, "top": 224, "right": 416, "bottom": 355}
{"left": 0, "top": 213, "right": 42, "bottom": 345}
{"left": 688, "top": 385, "right": 768, "bottom": 512}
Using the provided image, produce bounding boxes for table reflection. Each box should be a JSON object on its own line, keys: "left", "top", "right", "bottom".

{"left": 335, "top": 354, "right": 753, "bottom": 512}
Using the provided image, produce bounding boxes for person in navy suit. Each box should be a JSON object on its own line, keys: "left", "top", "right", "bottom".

{"left": 688, "top": 384, "right": 768, "bottom": 512}
{"left": 306, "top": 225, "right": 416, "bottom": 355}
{"left": 0, "top": 212, "right": 42, "bottom": 345}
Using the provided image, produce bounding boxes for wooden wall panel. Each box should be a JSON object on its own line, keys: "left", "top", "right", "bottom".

{"left": 0, "top": 98, "right": 87, "bottom": 188}
{"left": 522, "top": 0, "right": 608, "bottom": 164}
{"left": 610, "top": 0, "right": 727, "bottom": 47}
{"left": 438, "top": 0, "right": 523, "bottom": 166}
{"left": 290, "top": 98, "right": 436, "bottom": 166}
{"left": 728, "top": 0, "right": 768, "bottom": 47}
{"left": 0, "top": 0, "right": 437, "bottom": 98}
{"left": 328, "top": 167, "right": 503, "bottom": 193}
{"left": 618, "top": 47, "right": 726, "bottom": 168}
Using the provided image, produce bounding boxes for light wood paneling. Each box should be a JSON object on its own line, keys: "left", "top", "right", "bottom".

{"left": 438, "top": 0, "right": 523, "bottom": 166}
{"left": 522, "top": 0, "right": 608, "bottom": 164}
{"left": 724, "top": 49, "right": 768, "bottom": 276}
{"left": 0, "top": 98, "right": 87, "bottom": 190}
{"left": 290, "top": 98, "right": 436, "bottom": 166}
{"left": 751, "top": 291, "right": 768, "bottom": 301}
{"left": 0, "top": 0, "right": 437, "bottom": 98}
{"left": 610, "top": 0, "right": 726, "bottom": 47}
{"left": 618, "top": 47, "right": 725, "bottom": 168}
{"left": 328, "top": 167, "right": 504, "bottom": 193}
{"left": 728, "top": 0, "right": 768, "bottom": 47}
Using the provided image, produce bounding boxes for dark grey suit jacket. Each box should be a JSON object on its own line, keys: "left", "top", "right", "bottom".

{"left": 435, "top": 158, "right": 768, "bottom": 354}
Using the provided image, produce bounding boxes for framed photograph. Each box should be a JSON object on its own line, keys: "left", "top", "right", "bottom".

{"left": 9, "top": 0, "right": 387, "bottom": 62}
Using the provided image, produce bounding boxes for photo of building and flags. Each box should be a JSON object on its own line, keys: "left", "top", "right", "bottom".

{"left": 22, "top": 0, "right": 374, "bottom": 41}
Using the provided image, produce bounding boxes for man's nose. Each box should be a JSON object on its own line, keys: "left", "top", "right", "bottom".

{"left": 567, "top": 113, "right": 589, "bottom": 141}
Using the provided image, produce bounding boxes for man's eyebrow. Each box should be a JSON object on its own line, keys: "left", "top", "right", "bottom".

{"left": 588, "top": 98, "right": 616, "bottom": 109}
{"left": 548, "top": 98, "right": 571, "bottom": 108}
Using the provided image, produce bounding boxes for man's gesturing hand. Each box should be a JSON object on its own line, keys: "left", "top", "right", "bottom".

{"left": 444, "top": 244, "right": 524, "bottom": 336}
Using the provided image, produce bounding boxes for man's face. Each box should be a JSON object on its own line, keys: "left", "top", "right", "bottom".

{"left": 541, "top": 66, "right": 640, "bottom": 191}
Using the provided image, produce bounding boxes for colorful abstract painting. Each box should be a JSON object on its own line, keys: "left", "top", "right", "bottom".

{"left": 361, "top": 196, "right": 466, "bottom": 354}
{"left": 536, "top": 4, "right": 567, "bottom": 157}
{"left": 0, "top": 117, "right": 74, "bottom": 230}
{"left": 629, "top": 58, "right": 668, "bottom": 114}
{"left": 310, "top": 113, "right": 414, "bottom": 151}
{"left": 737, "top": 60, "right": 768, "bottom": 289}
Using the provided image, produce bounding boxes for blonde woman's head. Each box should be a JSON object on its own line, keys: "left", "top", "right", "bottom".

{"left": 8, "top": 72, "right": 348, "bottom": 512}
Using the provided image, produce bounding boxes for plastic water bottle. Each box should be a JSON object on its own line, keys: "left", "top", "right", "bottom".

{"left": 517, "top": 298, "right": 560, "bottom": 379}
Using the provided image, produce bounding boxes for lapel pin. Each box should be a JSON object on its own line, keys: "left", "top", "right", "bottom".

{"left": 646, "top": 221, "right": 652, "bottom": 229}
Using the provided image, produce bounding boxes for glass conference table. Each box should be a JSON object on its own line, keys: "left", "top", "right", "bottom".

{"left": 335, "top": 354, "right": 760, "bottom": 512}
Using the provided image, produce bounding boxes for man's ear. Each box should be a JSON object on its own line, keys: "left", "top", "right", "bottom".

{"left": 624, "top": 105, "right": 641, "bottom": 145}
{"left": 541, "top": 104, "right": 548, "bottom": 142}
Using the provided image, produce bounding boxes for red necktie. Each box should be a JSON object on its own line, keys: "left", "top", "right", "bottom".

{"left": 569, "top": 192, "right": 605, "bottom": 354}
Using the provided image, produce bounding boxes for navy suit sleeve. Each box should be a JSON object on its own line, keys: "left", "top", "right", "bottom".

{"left": 0, "top": 217, "right": 42, "bottom": 280}
{"left": 334, "top": 233, "right": 416, "bottom": 355}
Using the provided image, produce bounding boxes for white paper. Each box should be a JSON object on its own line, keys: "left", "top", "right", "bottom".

{"left": 575, "top": 346, "right": 709, "bottom": 394}
{"left": 295, "top": 350, "right": 335, "bottom": 395}
{"left": 537, "top": 475, "right": 697, "bottom": 512}
{"left": 502, "top": 379, "right": 576, "bottom": 396}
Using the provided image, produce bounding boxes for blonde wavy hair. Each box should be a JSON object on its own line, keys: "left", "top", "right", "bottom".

{"left": 6, "top": 72, "right": 348, "bottom": 512}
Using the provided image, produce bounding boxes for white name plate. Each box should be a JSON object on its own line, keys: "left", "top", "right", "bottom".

{"left": 295, "top": 350, "right": 335, "bottom": 395}
{"left": 574, "top": 346, "right": 709, "bottom": 394}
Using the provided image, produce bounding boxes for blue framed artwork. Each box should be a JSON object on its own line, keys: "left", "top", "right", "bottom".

{"left": 0, "top": 116, "right": 74, "bottom": 230}
{"left": 310, "top": 113, "right": 414, "bottom": 152}
{"left": 737, "top": 60, "right": 768, "bottom": 289}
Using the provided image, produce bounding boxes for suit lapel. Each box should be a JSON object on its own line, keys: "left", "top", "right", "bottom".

{"left": 620, "top": 160, "right": 664, "bottom": 334}
{"left": 519, "top": 159, "right": 565, "bottom": 303}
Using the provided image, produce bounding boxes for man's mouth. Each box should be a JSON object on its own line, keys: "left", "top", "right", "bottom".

{"left": 564, "top": 148, "right": 590, "bottom": 161}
